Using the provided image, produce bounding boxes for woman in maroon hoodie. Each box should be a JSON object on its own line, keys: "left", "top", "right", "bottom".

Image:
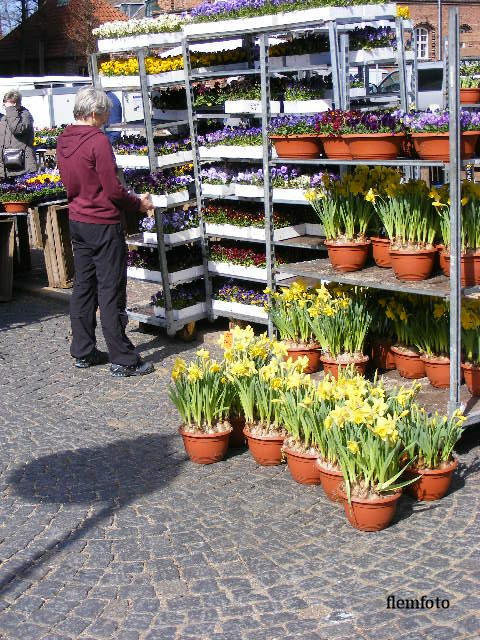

{"left": 57, "top": 86, "right": 154, "bottom": 377}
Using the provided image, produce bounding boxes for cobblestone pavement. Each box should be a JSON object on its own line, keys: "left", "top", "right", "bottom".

{"left": 0, "top": 293, "right": 479, "bottom": 640}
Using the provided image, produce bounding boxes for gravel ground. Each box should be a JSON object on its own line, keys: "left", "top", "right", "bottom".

{"left": 0, "top": 292, "right": 479, "bottom": 640}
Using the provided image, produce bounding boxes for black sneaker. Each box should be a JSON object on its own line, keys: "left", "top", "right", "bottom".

{"left": 74, "top": 349, "right": 109, "bottom": 369}
{"left": 110, "top": 360, "right": 154, "bottom": 378}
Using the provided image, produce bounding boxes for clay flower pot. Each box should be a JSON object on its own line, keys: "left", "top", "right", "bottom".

{"left": 462, "top": 362, "right": 480, "bottom": 395}
{"left": 324, "top": 240, "right": 370, "bottom": 272}
{"left": 285, "top": 343, "right": 321, "bottom": 374}
{"left": 421, "top": 355, "right": 451, "bottom": 389}
{"left": 460, "top": 88, "right": 480, "bottom": 104}
{"left": 339, "top": 488, "right": 402, "bottom": 531}
{"left": 343, "top": 132, "right": 404, "bottom": 160}
{"left": 371, "top": 237, "right": 392, "bottom": 268}
{"left": 389, "top": 248, "right": 436, "bottom": 281}
{"left": 473, "top": 254, "right": 480, "bottom": 285}
{"left": 441, "top": 251, "right": 476, "bottom": 287}
{"left": 179, "top": 427, "right": 231, "bottom": 464}
{"left": 407, "top": 458, "right": 458, "bottom": 501}
{"left": 317, "top": 135, "right": 352, "bottom": 159}
{"left": 320, "top": 354, "right": 369, "bottom": 379}
{"left": 391, "top": 346, "right": 426, "bottom": 379}
{"left": 270, "top": 135, "right": 322, "bottom": 159}
{"left": 229, "top": 416, "right": 246, "bottom": 448}
{"left": 316, "top": 460, "right": 343, "bottom": 502}
{"left": 411, "top": 131, "right": 480, "bottom": 161}
{"left": 437, "top": 244, "right": 447, "bottom": 273}
{"left": 284, "top": 448, "right": 322, "bottom": 485}
{"left": 244, "top": 428, "right": 285, "bottom": 466}
{"left": 2, "top": 201, "right": 30, "bottom": 213}
{"left": 371, "top": 338, "right": 396, "bottom": 371}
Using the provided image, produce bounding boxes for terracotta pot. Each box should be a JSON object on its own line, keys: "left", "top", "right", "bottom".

{"left": 460, "top": 87, "right": 480, "bottom": 104}
{"left": 462, "top": 362, "right": 480, "bottom": 396}
{"left": 473, "top": 254, "right": 480, "bottom": 285}
{"left": 391, "top": 346, "right": 426, "bottom": 379}
{"left": 317, "top": 135, "right": 352, "bottom": 159}
{"left": 229, "top": 416, "right": 246, "bottom": 448}
{"left": 285, "top": 344, "right": 321, "bottom": 374}
{"left": 411, "top": 131, "right": 480, "bottom": 161}
{"left": 371, "top": 237, "right": 392, "bottom": 268}
{"left": 338, "top": 488, "right": 402, "bottom": 531}
{"left": 179, "top": 427, "right": 231, "bottom": 464}
{"left": 389, "top": 248, "right": 436, "bottom": 281}
{"left": 441, "top": 251, "right": 475, "bottom": 287}
{"left": 316, "top": 460, "right": 343, "bottom": 502}
{"left": 324, "top": 240, "right": 370, "bottom": 272}
{"left": 371, "top": 338, "right": 396, "bottom": 371}
{"left": 2, "top": 201, "right": 30, "bottom": 213}
{"left": 284, "top": 448, "right": 322, "bottom": 485}
{"left": 421, "top": 355, "right": 450, "bottom": 389}
{"left": 244, "top": 428, "right": 285, "bottom": 466}
{"left": 343, "top": 132, "right": 404, "bottom": 160}
{"left": 320, "top": 354, "right": 369, "bottom": 379}
{"left": 437, "top": 244, "right": 447, "bottom": 273}
{"left": 407, "top": 458, "right": 458, "bottom": 501}
{"left": 270, "top": 135, "right": 322, "bottom": 159}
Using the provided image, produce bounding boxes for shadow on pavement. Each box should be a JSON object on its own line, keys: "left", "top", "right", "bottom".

{"left": 1, "top": 434, "right": 183, "bottom": 596}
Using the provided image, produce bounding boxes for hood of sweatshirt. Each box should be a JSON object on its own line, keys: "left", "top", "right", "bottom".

{"left": 57, "top": 125, "right": 103, "bottom": 158}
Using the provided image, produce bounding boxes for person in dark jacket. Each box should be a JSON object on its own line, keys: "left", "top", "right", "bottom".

{"left": 0, "top": 90, "right": 37, "bottom": 179}
{"left": 57, "top": 86, "right": 153, "bottom": 377}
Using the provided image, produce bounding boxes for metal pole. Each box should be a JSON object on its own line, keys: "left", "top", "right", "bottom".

{"left": 154, "top": 208, "right": 175, "bottom": 336}
{"left": 412, "top": 28, "right": 419, "bottom": 108}
{"left": 137, "top": 48, "right": 157, "bottom": 172}
{"left": 438, "top": 0, "right": 443, "bottom": 61}
{"left": 448, "top": 7, "right": 461, "bottom": 415}
{"left": 395, "top": 18, "right": 408, "bottom": 111}
{"left": 260, "top": 32, "right": 274, "bottom": 338}
{"left": 328, "top": 22, "right": 341, "bottom": 110}
{"left": 182, "top": 37, "right": 213, "bottom": 322}
{"left": 90, "top": 53, "right": 99, "bottom": 88}
{"left": 339, "top": 33, "right": 350, "bottom": 111}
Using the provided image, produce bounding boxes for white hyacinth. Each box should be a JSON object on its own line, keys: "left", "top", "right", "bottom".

{"left": 93, "top": 15, "right": 190, "bottom": 39}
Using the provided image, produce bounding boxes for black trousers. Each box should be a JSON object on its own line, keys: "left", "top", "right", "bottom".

{"left": 69, "top": 220, "right": 138, "bottom": 366}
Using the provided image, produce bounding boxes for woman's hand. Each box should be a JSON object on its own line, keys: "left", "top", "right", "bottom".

{"left": 139, "top": 193, "right": 153, "bottom": 213}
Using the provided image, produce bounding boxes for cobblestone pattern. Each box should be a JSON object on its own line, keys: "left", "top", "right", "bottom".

{"left": 0, "top": 294, "right": 479, "bottom": 640}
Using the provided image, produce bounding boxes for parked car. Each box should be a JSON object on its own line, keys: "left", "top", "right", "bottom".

{"left": 367, "top": 62, "right": 444, "bottom": 109}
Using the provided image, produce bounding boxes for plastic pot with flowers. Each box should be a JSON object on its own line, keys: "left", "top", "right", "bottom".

{"left": 459, "top": 62, "right": 480, "bottom": 104}
{"left": 269, "top": 114, "right": 323, "bottom": 159}
{"left": 339, "top": 110, "right": 405, "bottom": 160}
{"left": 226, "top": 350, "right": 309, "bottom": 467}
{"left": 368, "top": 293, "right": 396, "bottom": 371}
{"left": 404, "top": 110, "right": 480, "bottom": 161}
{"left": 308, "top": 286, "right": 372, "bottom": 377}
{"left": 461, "top": 300, "right": 480, "bottom": 395}
{"left": 398, "top": 405, "right": 465, "bottom": 501}
{"left": 371, "top": 178, "right": 438, "bottom": 281}
{"left": 169, "top": 351, "right": 234, "bottom": 464}
{"left": 434, "top": 180, "right": 480, "bottom": 286}
{"left": 306, "top": 168, "right": 378, "bottom": 271}
{"left": 381, "top": 294, "right": 426, "bottom": 379}
{"left": 416, "top": 299, "right": 451, "bottom": 388}
{"left": 266, "top": 280, "right": 322, "bottom": 373}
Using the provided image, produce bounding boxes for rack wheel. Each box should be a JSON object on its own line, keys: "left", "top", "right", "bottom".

{"left": 177, "top": 321, "right": 197, "bottom": 342}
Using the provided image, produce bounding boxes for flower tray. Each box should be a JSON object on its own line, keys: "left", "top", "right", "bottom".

{"left": 304, "top": 223, "right": 324, "bottom": 236}
{"left": 208, "top": 260, "right": 293, "bottom": 281}
{"left": 205, "top": 222, "right": 305, "bottom": 241}
{"left": 100, "top": 71, "right": 185, "bottom": 89}
{"left": 212, "top": 299, "right": 268, "bottom": 321}
{"left": 127, "top": 267, "right": 162, "bottom": 283}
{"left": 153, "top": 302, "right": 207, "bottom": 320}
{"left": 283, "top": 99, "right": 332, "bottom": 114}
{"left": 97, "top": 31, "right": 183, "bottom": 54}
{"left": 151, "top": 108, "right": 189, "bottom": 121}
{"left": 116, "top": 151, "right": 191, "bottom": 169}
{"left": 224, "top": 100, "right": 281, "bottom": 114}
{"left": 273, "top": 188, "right": 308, "bottom": 202}
{"left": 183, "top": 4, "right": 396, "bottom": 37}
{"left": 150, "top": 191, "right": 190, "bottom": 208}
{"left": 234, "top": 184, "right": 264, "bottom": 198}
{"left": 199, "top": 145, "right": 263, "bottom": 160}
{"left": 168, "top": 265, "right": 204, "bottom": 285}
{"left": 202, "top": 183, "right": 235, "bottom": 197}
{"left": 143, "top": 227, "right": 202, "bottom": 245}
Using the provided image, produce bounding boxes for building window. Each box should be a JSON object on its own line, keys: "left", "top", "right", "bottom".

{"left": 415, "top": 27, "right": 429, "bottom": 60}
{"left": 120, "top": 3, "right": 143, "bottom": 17}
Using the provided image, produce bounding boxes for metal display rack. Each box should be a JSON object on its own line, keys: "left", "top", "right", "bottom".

{"left": 91, "top": 41, "right": 209, "bottom": 336}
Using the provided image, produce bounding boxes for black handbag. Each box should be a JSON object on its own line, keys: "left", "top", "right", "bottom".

{"left": 3, "top": 147, "right": 25, "bottom": 171}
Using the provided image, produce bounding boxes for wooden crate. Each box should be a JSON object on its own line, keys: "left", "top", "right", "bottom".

{"left": 28, "top": 207, "right": 43, "bottom": 249}
{"left": 0, "top": 218, "right": 15, "bottom": 301}
{"left": 38, "top": 204, "right": 74, "bottom": 289}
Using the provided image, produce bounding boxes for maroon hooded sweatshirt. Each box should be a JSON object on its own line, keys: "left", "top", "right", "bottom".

{"left": 57, "top": 125, "right": 140, "bottom": 224}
